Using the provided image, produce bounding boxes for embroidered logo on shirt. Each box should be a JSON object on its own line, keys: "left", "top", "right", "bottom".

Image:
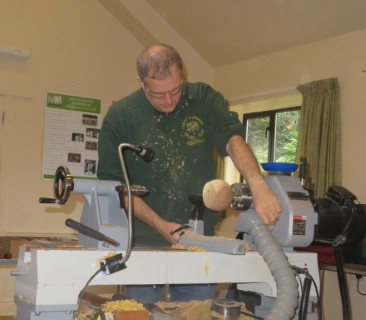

{"left": 182, "top": 116, "right": 205, "bottom": 146}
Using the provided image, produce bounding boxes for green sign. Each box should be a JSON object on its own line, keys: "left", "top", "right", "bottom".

{"left": 47, "top": 92, "right": 101, "bottom": 114}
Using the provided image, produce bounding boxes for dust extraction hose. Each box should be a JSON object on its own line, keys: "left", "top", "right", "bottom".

{"left": 203, "top": 179, "right": 299, "bottom": 319}
{"left": 241, "top": 212, "right": 299, "bottom": 320}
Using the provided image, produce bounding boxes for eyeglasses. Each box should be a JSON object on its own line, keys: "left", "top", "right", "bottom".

{"left": 145, "top": 82, "right": 183, "bottom": 100}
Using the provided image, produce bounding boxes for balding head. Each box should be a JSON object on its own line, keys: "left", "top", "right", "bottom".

{"left": 136, "top": 44, "right": 184, "bottom": 83}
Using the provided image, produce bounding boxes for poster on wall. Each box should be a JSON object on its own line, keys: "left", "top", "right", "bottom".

{"left": 42, "top": 92, "right": 102, "bottom": 180}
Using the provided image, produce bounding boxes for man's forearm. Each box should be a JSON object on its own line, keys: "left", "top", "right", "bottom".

{"left": 226, "top": 135, "right": 281, "bottom": 224}
{"left": 127, "top": 195, "right": 181, "bottom": 244}
{"left": 225, "top": 135, "right": 263, "bottom": 187}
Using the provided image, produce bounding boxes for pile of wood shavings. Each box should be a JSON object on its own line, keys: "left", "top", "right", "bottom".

{"left": 172, "top": 243, "right": 207, "bottom": 252}
{"left": 101, "top": 299, "right": 146, "bottom": 312}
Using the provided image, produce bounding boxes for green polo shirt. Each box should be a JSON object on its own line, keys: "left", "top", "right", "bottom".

{"left": 97, "top": 82, "right": 246, "bottom": 246}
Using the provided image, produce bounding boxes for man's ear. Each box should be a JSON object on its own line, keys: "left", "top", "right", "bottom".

{"left": 137, "top": 76, "right": 145, "bottom": 88}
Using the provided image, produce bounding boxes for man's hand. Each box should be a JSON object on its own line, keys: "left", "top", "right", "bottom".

{"left": 251, "top": 181, "right": 282, "bottom": 225}
{"left": 156, "top": 220, "right": 183, "bottom": 244}
{"left": 129, "top": 196, "right": 184, "bottom": 244}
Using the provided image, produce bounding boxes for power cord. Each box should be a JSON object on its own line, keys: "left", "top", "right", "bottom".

{"left": 292, "top": 265, "right": 322, "bottom": 320}
{"left": 356, "top": 274, "right": 366, "bottom": 296}
{"left": 295, "top": 272, "right": 304, "bottom": 294}
{"left": 78, "top": 268, "right": 103, "bottom": 301}
{"left": 75, "top": 254, "right": 126, "bottom": 317}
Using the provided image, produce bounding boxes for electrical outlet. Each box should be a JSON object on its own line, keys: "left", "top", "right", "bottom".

{"left": 100, "top": 253, "right": 126, "bottom": 275}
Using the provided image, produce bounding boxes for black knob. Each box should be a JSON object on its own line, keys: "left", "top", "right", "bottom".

{"left": 39, "top": 197, "right": 57, "bottom": 204}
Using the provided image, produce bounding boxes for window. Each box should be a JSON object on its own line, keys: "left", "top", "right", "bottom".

{"left": 243, "top": 106, "right": 301, "bottom": 165}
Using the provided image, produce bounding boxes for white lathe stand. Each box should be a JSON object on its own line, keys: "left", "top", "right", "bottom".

{"left": 13, "top": 245, "right": 319, "bottom": 320}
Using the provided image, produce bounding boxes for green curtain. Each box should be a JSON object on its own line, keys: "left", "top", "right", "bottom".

{"left": 296, "top": 78, "right": 342, "bottom": 197}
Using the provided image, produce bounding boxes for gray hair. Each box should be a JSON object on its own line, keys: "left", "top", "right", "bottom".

{"left": 136, "top": 44, "right": 184, "bottom": 83}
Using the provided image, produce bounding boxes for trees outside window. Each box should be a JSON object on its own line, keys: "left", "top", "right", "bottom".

{"left": 243, "top": 107, "right": 300, "bottom": 166}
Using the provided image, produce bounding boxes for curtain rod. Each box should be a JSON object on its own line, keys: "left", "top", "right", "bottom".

{"left": 228, "top": 86, "right": 298, "bottom": 104}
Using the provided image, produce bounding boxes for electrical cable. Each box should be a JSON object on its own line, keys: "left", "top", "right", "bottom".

{"left": 74, "top": 267, "right": 103, "bottom": 317}
{"left": 292, "top": 265, "right": 323, "bottom": 320}
{"left": 307, "top": 272, "right": 322, "bottom": 320}
{"left": 292, "top": 266, "right": 310, "bottom": 320}
{"left": 356, "top": 276, "right": 366, "bottom": 295}
{"left": 75, "top": 255, "right": 127, "bottom": 317}
{"left": 333, "top": 245, "right": 351, "bottom": 320}
{"left": 78, "top": 268, "right": 103, "bottom": 300}
{"left": 298, "top": 276, "right": 311, "bottom": 320}
{"left": 295, "top": 273, "right": 304, "bottom": 294}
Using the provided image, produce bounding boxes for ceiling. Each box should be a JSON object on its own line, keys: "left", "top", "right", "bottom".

{"left": 101, "top": 0, "right": 366, "bottom": 68}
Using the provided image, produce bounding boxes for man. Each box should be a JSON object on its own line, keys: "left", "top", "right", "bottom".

{"left": 97, "top": 44, "right": 281, "bottom": 302}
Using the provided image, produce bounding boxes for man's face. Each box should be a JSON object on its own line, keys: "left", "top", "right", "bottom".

{"left": 139, "top": 65, "right": 183, "bottom": 113}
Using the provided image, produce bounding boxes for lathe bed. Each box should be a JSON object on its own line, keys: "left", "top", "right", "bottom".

{"left": 13, "top": 244, "right": 319, "bottom": 320}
